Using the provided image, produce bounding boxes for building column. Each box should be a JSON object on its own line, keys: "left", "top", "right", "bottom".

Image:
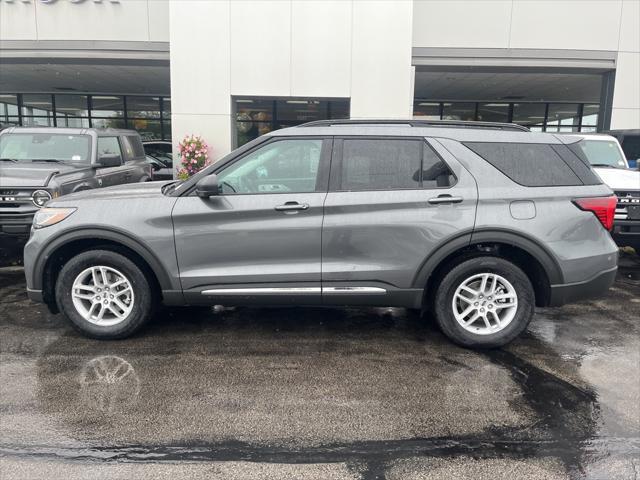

{"left": 349, "top": 0, "right": 414, "bottom": 119}
{"left": 169, "top": 0, "right": 232, "bottom": 172}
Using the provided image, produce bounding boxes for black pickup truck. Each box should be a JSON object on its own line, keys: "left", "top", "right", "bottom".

{"left": 0, "top": 127, "right": 152, "bottom": 238}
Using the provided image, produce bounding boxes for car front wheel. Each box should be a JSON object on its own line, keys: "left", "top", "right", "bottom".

{"left": 55, "top": 250, "right": 154, "bottom": 339}
{"left": 433, "top": 256, "right": 535, "bottom": 348}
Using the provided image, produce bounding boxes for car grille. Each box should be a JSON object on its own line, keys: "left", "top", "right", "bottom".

{"left": 0, "top": 189, "right": 35, "bottom": 209}
{"left": 614, "top": 190, "right": 640, "bottom": 221}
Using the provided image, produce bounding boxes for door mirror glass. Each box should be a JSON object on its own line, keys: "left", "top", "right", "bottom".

{"left": 96, "top": 153, "right": 121, "bottom": 168}
{"left": 195, "top": 174, "right": 220, "bottom": 198}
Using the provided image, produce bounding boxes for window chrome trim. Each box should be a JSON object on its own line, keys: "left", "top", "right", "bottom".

{"left": 202, "top": 287, "right": 321, "bottom": 295}
{"left": 322, "top": 287, "right": 387, "bottom": 294}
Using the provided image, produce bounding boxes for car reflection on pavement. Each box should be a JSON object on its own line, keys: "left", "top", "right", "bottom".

{"left": 0, "top": 252, "right": 638, "bottom": 479}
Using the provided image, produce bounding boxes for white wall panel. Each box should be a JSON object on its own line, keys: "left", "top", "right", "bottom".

{"left": 350, "top": 0, "right": 414, "bottom": 118}
{"left": 618, "top": 0, "right": 640, "bottom": 53}
{"left": 148, "top": 0, "right": 170, "bottom": 42}
{"left": 412, "top": 0, "right": 511, "bottom": 48}
{"left": 230, "top": 0, "right": 292, "bottom": 96}
{"left": 613, "top": 52, "right": 640, "bottom": 109}
{"left": 610, "top": 108, "right": 640, "bottom": 130}
{"left": 290, "top": 0, "right": 351, "bottom": 98}
{"left": 170, "top": 0, "right": 231, "bottom": 162}
{"left": 171, "top": 114, "right": 232, "bottom": 164}
{"left": 35, "top": 0, "right": 151, "bottom": 41}
{"left": 0, "top": 1, "right": 37, "bottom": 40}
{"left": 510, "top": 1, "right": 622, "bottom": 51}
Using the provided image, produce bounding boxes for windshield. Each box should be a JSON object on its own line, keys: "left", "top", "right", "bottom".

{"left": 0, "top": 133, "right": 91, "bottom": 163}
{"left": 574, "top": 139, "right": 628, "bottom": 169}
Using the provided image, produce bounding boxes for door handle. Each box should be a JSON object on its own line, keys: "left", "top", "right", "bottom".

{"left": 275, "top": 202, "right": 310, "bottom": 212}
{"left": 428, "top": 195, "right": 463, "bottom": 205}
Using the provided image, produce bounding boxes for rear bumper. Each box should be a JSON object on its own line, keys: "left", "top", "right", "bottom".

{"left": 549, "top": 266, "right": 617, "bottom": 307}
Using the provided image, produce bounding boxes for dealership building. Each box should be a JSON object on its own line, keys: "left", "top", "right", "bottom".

{"left": 1, "top": 0, "right": 638, "bottom": 162}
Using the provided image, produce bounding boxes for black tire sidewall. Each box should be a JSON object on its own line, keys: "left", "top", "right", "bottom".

{"left": 434, "top": 257, "right": 534, "bottom": 348}
{"left": 55, "top": 250, "right": 153, "bottom": 339}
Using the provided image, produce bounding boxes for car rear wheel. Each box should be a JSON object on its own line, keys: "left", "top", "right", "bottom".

{"left": 55, "top": 250, "right": 154, "bottom": 339}
{"left": 433, "top": 256, "right": 534, "bottom": 348}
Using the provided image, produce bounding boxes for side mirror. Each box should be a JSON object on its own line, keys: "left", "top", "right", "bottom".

{"left": 96, "top": 153, "right": 122, "bottom": 168}
{"left": 195, "top": 174, "right": 220, "bottom": 198}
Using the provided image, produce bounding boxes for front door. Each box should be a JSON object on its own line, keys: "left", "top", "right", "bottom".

{"left": 172, "top": 137, "right": 331, "bottom": 305}
{"left": 321, "top": 137, "right": 478, "bottom": 307}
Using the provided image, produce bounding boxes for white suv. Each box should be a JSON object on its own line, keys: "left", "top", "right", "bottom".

{"left": 571, "top": 134, "right": 640, "bottom": 251}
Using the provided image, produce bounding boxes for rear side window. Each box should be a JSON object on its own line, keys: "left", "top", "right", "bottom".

{"left": 97, "top": 137, "right": 123, "bottom": 159}
{"left": 338, "top": 139, "right": 454, "bottom": 191}
{"left": 121, "top": 135, "right": 146, "bottom": 159}
{"left": 463, "top": 142, "right": 583, "bottom": 187}
{"left": 550, "top": 144, "right": 602, "bottom": 185}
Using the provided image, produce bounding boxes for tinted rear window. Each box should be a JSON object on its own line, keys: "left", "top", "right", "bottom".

{"left": 338, "top": 139, "right": 455, "bottom": 191}
{"left": 463, "top": 142, "right": 589, "bottom": 187}
{"left": 340, "top": 139, "right": 421, "bottom": 190}
{"left": 551, "top": 144, "right": 602, "bottom": 185}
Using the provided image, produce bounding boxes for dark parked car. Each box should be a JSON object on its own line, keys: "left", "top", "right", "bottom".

{"left": 143, "top": 141, "right": 174, "bottom": 181}
{"left": 0, "top": 127, "right": 152, "bottom": 238}
{"left": 24, "top": 120, "right": 618, "bottom": 348}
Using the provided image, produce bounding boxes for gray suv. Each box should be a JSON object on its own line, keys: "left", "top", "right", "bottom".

{"left": 23, "top": 120, "right": 619, "bottom": 348}
{"left": 0, "top": 127, "right": 152, "bottom": 237}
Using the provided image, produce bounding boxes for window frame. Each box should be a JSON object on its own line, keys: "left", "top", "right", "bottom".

{"left": 97, "top": 136, "right": 124, "bottom": 165}
{"left": 190, "top": 136, "right": 333, "bottom": 197}
{"left": 328, "top": 136, "right": 458, "bottom": 193}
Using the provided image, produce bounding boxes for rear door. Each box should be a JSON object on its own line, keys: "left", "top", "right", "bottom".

{"left": 321, "top": 136, "right": 478, "bottom": 306}
{"left": 172, "top": 136, "right": 331, "bottom": 304}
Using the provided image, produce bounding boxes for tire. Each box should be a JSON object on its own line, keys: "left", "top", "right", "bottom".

{"left": 433, "top": 256, "right": 534, "bottom": 349}
{"left": 55, "top": 249, "right": 155, "bottom": 339}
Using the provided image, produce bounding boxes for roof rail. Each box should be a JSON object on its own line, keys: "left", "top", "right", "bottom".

{"left": 297, "top": 119, "right": 530, "bottom": 132}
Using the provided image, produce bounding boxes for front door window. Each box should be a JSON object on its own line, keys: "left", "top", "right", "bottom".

{"left": 217, "top": 139, "right": 322, "bottom": 194}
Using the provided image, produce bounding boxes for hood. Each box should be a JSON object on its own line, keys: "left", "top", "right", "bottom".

{"left": 51, "top": 180, "right": 169, "bottom": 204}
{"left": 0, "top": 162, "right": 80, "bottom": 188}
{"left": 593, "top": 167, "right": 640, "bottom": 191}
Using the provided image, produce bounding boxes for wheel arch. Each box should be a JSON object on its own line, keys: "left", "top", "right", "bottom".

{"left": 35, "top": 228, "right": 174, "bottom": 311}
{"left": 414, "top": 229, "right": 563, "bottom": 308}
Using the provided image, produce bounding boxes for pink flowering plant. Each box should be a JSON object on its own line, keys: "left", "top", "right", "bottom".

{"left": 176, "top": 135, "right": 210, "bottom": 180}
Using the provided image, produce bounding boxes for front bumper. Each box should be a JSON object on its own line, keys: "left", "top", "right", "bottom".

{"left": 549, "top": 266, "right": 617, "bottom": 307}
{"left": 0, "top": 211, "right": 35, "bottom": 236}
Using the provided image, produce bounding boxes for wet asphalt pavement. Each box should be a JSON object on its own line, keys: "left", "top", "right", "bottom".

{"left": 0, "top": 253, "right": 639, "bottom": 479}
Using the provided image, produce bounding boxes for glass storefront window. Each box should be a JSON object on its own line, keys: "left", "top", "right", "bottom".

{"left": 22, "top": 116, "right": 54, "bottom": 127}
{"left": 127, "top": 96, "right": 161, "bottom": 119}
{"left": 276, "top": 99, "right": 325, "bottom": 123}
{"left": 442, "top": 103, "right": 475, "bottom": 121}
{"left": 477, "top": 103, "right": 509, "bottom": 123}
{"left": 91, "top": 95, "right": 124, "bottom": 118}
{"left": 0, "top": 94, "right": 19, "bottom": 118}
{"left": 162, "top": 98, "right": 171, "bottom": 116}
{"left": 413, "top": 102, "right": 440, "bottom": 119}
{"left": 582, "top": 104, "right": 599, "bottom": 127}
{"left": 91, "top": 118, "right": 126, "bottom": 129}
{"left": 546, "top": 104, "right": 580, "bottom": 132}
{"left": 234, "top": 97, "right": 349, "bottom": 147}
{"left": 21, "top": 94, "right": 53, "bottom": 117}
{"left": 130, "top": 119, "right": 162, "bottom": 141}
{"left": 512, "top": 103, "right": 546, "bottom": 128}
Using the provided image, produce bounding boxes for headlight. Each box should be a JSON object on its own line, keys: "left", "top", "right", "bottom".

{"left": 32, "top": 190, "right": 52, "bottom": 207}
{"left": 33, "top": 207, "right": 76, "bottom": 229}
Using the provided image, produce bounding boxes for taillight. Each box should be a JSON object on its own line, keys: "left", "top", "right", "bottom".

{"left": 573, "top": 196, "right": 617, "bottom": 231}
